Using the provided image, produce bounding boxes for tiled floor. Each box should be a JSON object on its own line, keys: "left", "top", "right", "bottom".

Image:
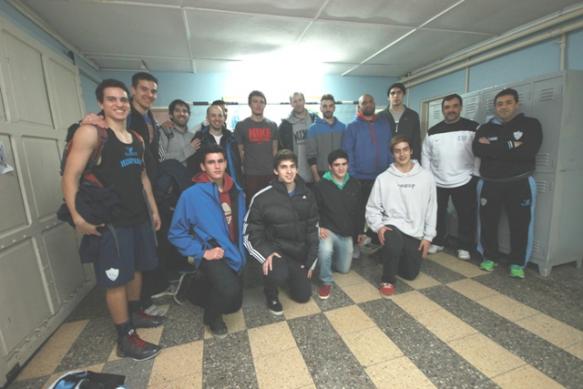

{"left": 9, "top": 251, "right": 583, "bottom": 388}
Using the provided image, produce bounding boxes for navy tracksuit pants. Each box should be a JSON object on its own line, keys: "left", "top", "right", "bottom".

{"left": 476, "top": 176, "right": 537, "bottom": 266}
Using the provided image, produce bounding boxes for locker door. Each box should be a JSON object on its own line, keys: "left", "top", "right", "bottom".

{"left": 0, "top": 21, "right": 93, "bottom": 387}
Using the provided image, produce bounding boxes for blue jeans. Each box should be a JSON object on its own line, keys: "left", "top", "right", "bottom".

{"left": 318, "top": 230, "right": 353, "bottom": 285}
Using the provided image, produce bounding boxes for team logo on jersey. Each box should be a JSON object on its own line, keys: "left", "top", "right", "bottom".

{"left": 513, "top": 130, "right": 523, "bottom": 140}
{"left": 105, "top": 268, "right": 119, "bottom": 281}
{"left": 480, "top": 198, "right": 488, "bottom": 206}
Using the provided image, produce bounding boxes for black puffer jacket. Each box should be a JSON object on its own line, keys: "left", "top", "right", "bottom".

{"left": 243, "top": 177, "right": 319, "bottom": 269}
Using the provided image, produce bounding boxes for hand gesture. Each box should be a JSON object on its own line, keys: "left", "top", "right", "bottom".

{"left": 263, "top": 252, "right": 281, "bottom": 275}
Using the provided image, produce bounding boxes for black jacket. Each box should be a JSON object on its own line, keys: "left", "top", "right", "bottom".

{"left": 379, "top": 107, "right": 421, "bottom": 160}
{"left": 314, "top": 175, "right": 364, "bottom": 238}
{"left": 244, "top": 177, "right": 319, "bottom": 269}
{"left": 127, "top": 105, "right": 160, "bottom": 179}
{"left": 473, "top": 113, "right": 542, "bottom": 181}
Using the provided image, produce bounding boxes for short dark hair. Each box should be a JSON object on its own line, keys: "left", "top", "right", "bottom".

{"left": 442, "top": 93, "right": 463, "bottom": 108}
{"left": 274, "top": 149, "right": 297, "bottom": 169}
{"left": 131, "top": 72, "right": 158, "bottom": 87}
{"left": 388, "top": 82, "right": 406, "bottom": 96}
{"left": 320, "top": 94, "right": 335, "bottom": 103}
{"left": 390, "top": 135, "right": 413, "bottom": 152}
{"left": 95, "top": 79, "right": 130, "bottom": 103}
{"left": 211, "top": 99, "right": 225, "bottom": 106}
{"left": 201, "top": 144, "right": 226, "bottom": 163}
{"left": 494, "top": 88, "right": 519, "bottom": 104}
{"left": 327, "top": 149, "right": 348, "bottom": 165}
{"left": 168, "top": 99, "right": 190, "bottom": 115}
{"left": 248, "top": 90, "right": 266, "bottom": 105}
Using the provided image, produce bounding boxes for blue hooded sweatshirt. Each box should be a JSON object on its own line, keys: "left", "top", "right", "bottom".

{"left": 168, "top": 173, "right": 246, "bottom": 272}
{"left": 341, "top": 113, "right": 393, "bottom": 180}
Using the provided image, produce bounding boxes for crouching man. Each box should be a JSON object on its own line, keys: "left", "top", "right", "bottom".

{"left": 366, "top": 136, "right": 437, "bottom": 297}
{"left": 313, "top": 149, "right": 366, "bottom": 299}
{"left": 244, "top": 150, "right": 319, "bottom": 315}
{"left": 169, "top": 145, "right": 246, "bottom": 338}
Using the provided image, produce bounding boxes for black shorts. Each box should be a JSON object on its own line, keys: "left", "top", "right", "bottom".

{"left": 94, "top": 223, "right": 158, "bottom": 288}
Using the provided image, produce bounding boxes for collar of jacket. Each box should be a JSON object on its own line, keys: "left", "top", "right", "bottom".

{"left": 322, "top": 171, "right": 350, "bottom": 189}
{"left": 271, "top": 176, "right": 309, "bottom": 196}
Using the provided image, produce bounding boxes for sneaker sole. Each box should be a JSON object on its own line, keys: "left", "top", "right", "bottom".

{"left": 380, "top": 292, "right": 394, "bottom": 299}
{"left": 269, "top": 309, "right": 284, "bottom": 316}
{"left": 319, "top": 294, "right": 330, "bottom": 300}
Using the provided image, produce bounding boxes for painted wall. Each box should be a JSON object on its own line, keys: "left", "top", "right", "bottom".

{"left": 100, "top": 70, "right": 396, "bottom": 108}
{"left": 409, "top": 28, "right": 583, "bottom": 114}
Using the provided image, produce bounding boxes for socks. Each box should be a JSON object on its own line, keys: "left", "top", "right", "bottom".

{"left": 128, "top": 300, "right": 141, "bottom": 314}
{"left": 115, "top": 321, "right": 133, "bottom": 339}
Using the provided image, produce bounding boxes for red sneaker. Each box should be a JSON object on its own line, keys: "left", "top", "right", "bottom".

{"left": 319, "top": 284, "right": 332, "bottom": 300}
{"left": 379, "top": 283, "right": 395, "bottom": 298}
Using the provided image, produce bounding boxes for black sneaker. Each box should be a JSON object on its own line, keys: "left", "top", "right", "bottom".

{"left": 207, "top": 316, "right": 228, "bottom": 339}
{"left": 117, "top": 330, "right": 161, "bottom": 361}
{"left": 266, "top": 296, "right": 283, "bottom": 316}
{"left": 131, "top": 309, "right": 166, "bottom": 328}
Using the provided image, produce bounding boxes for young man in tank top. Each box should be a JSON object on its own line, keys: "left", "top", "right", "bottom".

{"left": 62, "top": 79, "right": 164, "bottom": 361}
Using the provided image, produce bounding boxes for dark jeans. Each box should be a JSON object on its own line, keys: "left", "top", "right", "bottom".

{"left": 264, "top": 256, "right": 311, "bottom": 303}
{"left": 433, "top": 178, "right": 477, "bottom": 251}
{"left": 199, "top": 258, "right": 243, "bottom": 320}
{"left": 380, "top": 227, "right": 422, "bottom": 284}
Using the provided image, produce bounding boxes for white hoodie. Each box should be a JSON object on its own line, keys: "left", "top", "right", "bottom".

{"left": 366, "top": 161, "right": 437, "bottom": 241}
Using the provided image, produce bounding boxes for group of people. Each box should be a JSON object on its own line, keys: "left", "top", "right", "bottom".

{"left": 61, "top": 72, "right": 542, "bottom": 362}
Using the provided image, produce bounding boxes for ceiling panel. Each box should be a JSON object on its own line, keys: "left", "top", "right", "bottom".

{"left": 300, "top": 19, "right": 411, "bottom": 63}
{"left": 427, "top": 0, "right": 582, "bottom": 34}
{"left": 183, "top": 0, "right": 326, "bottom": 18}
{"left": 321, "top": 0, "right": 459, "bottom": 26}
{"left": 368, "top": 29, "right": 486, "bottom": 70}
{"left": 185, "top": 9, "right": 308, "bottom": 60}
{"left": 21, "top": 0, "right": 188, "bottom": 57}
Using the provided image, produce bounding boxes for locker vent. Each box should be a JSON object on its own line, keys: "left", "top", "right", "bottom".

{"left": 464, "top": 102, "right": 478, "bottom": 116}
{"left": 535, "top": 153, "right": 553, "bottom": 168}
{"left": 537, "top": 87, "right": 556, "bottom": 102}
{"left": 535, "top": 180, "right": 552, "bottom": 193}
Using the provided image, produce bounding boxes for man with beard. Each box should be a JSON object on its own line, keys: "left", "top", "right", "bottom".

{"left": 158, "top": 99, "right": 199, "bottom": 166}
{"left": 306, "top": 94, "right": 346, "bottom": 183}
{"left": 422, "top": 94, "right": 479, "bottom": 260}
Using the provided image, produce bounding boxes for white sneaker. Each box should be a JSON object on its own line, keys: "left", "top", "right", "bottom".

{"left": 457, "top": 250, "right": 471, "bottom": 260}
{"left": 144, "top": 303, "right": 169, "bottom": 317}
{"left": 151, "top": 284, "right": 178, "bottom": 299}
{"left": 428, "top": 245, "right": 444, "bottom": 254}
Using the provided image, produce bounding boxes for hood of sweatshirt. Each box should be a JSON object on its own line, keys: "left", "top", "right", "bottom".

{"left": 286, "top": 111, "right": 312, "bottom": 125}
{"left": 387, "top": 160, "right": 423, "bottom": 178}
{"left": 192, "top": 171, "right": 234, "bottom": 193}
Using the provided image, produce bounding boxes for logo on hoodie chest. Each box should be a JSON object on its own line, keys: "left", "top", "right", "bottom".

{"left": 398, "top": 183, "right": 416, "bottom": 189}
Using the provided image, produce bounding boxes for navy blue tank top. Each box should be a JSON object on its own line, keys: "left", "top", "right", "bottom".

{"left": 94, "top": 129, "right": 148, "bottom": 226}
